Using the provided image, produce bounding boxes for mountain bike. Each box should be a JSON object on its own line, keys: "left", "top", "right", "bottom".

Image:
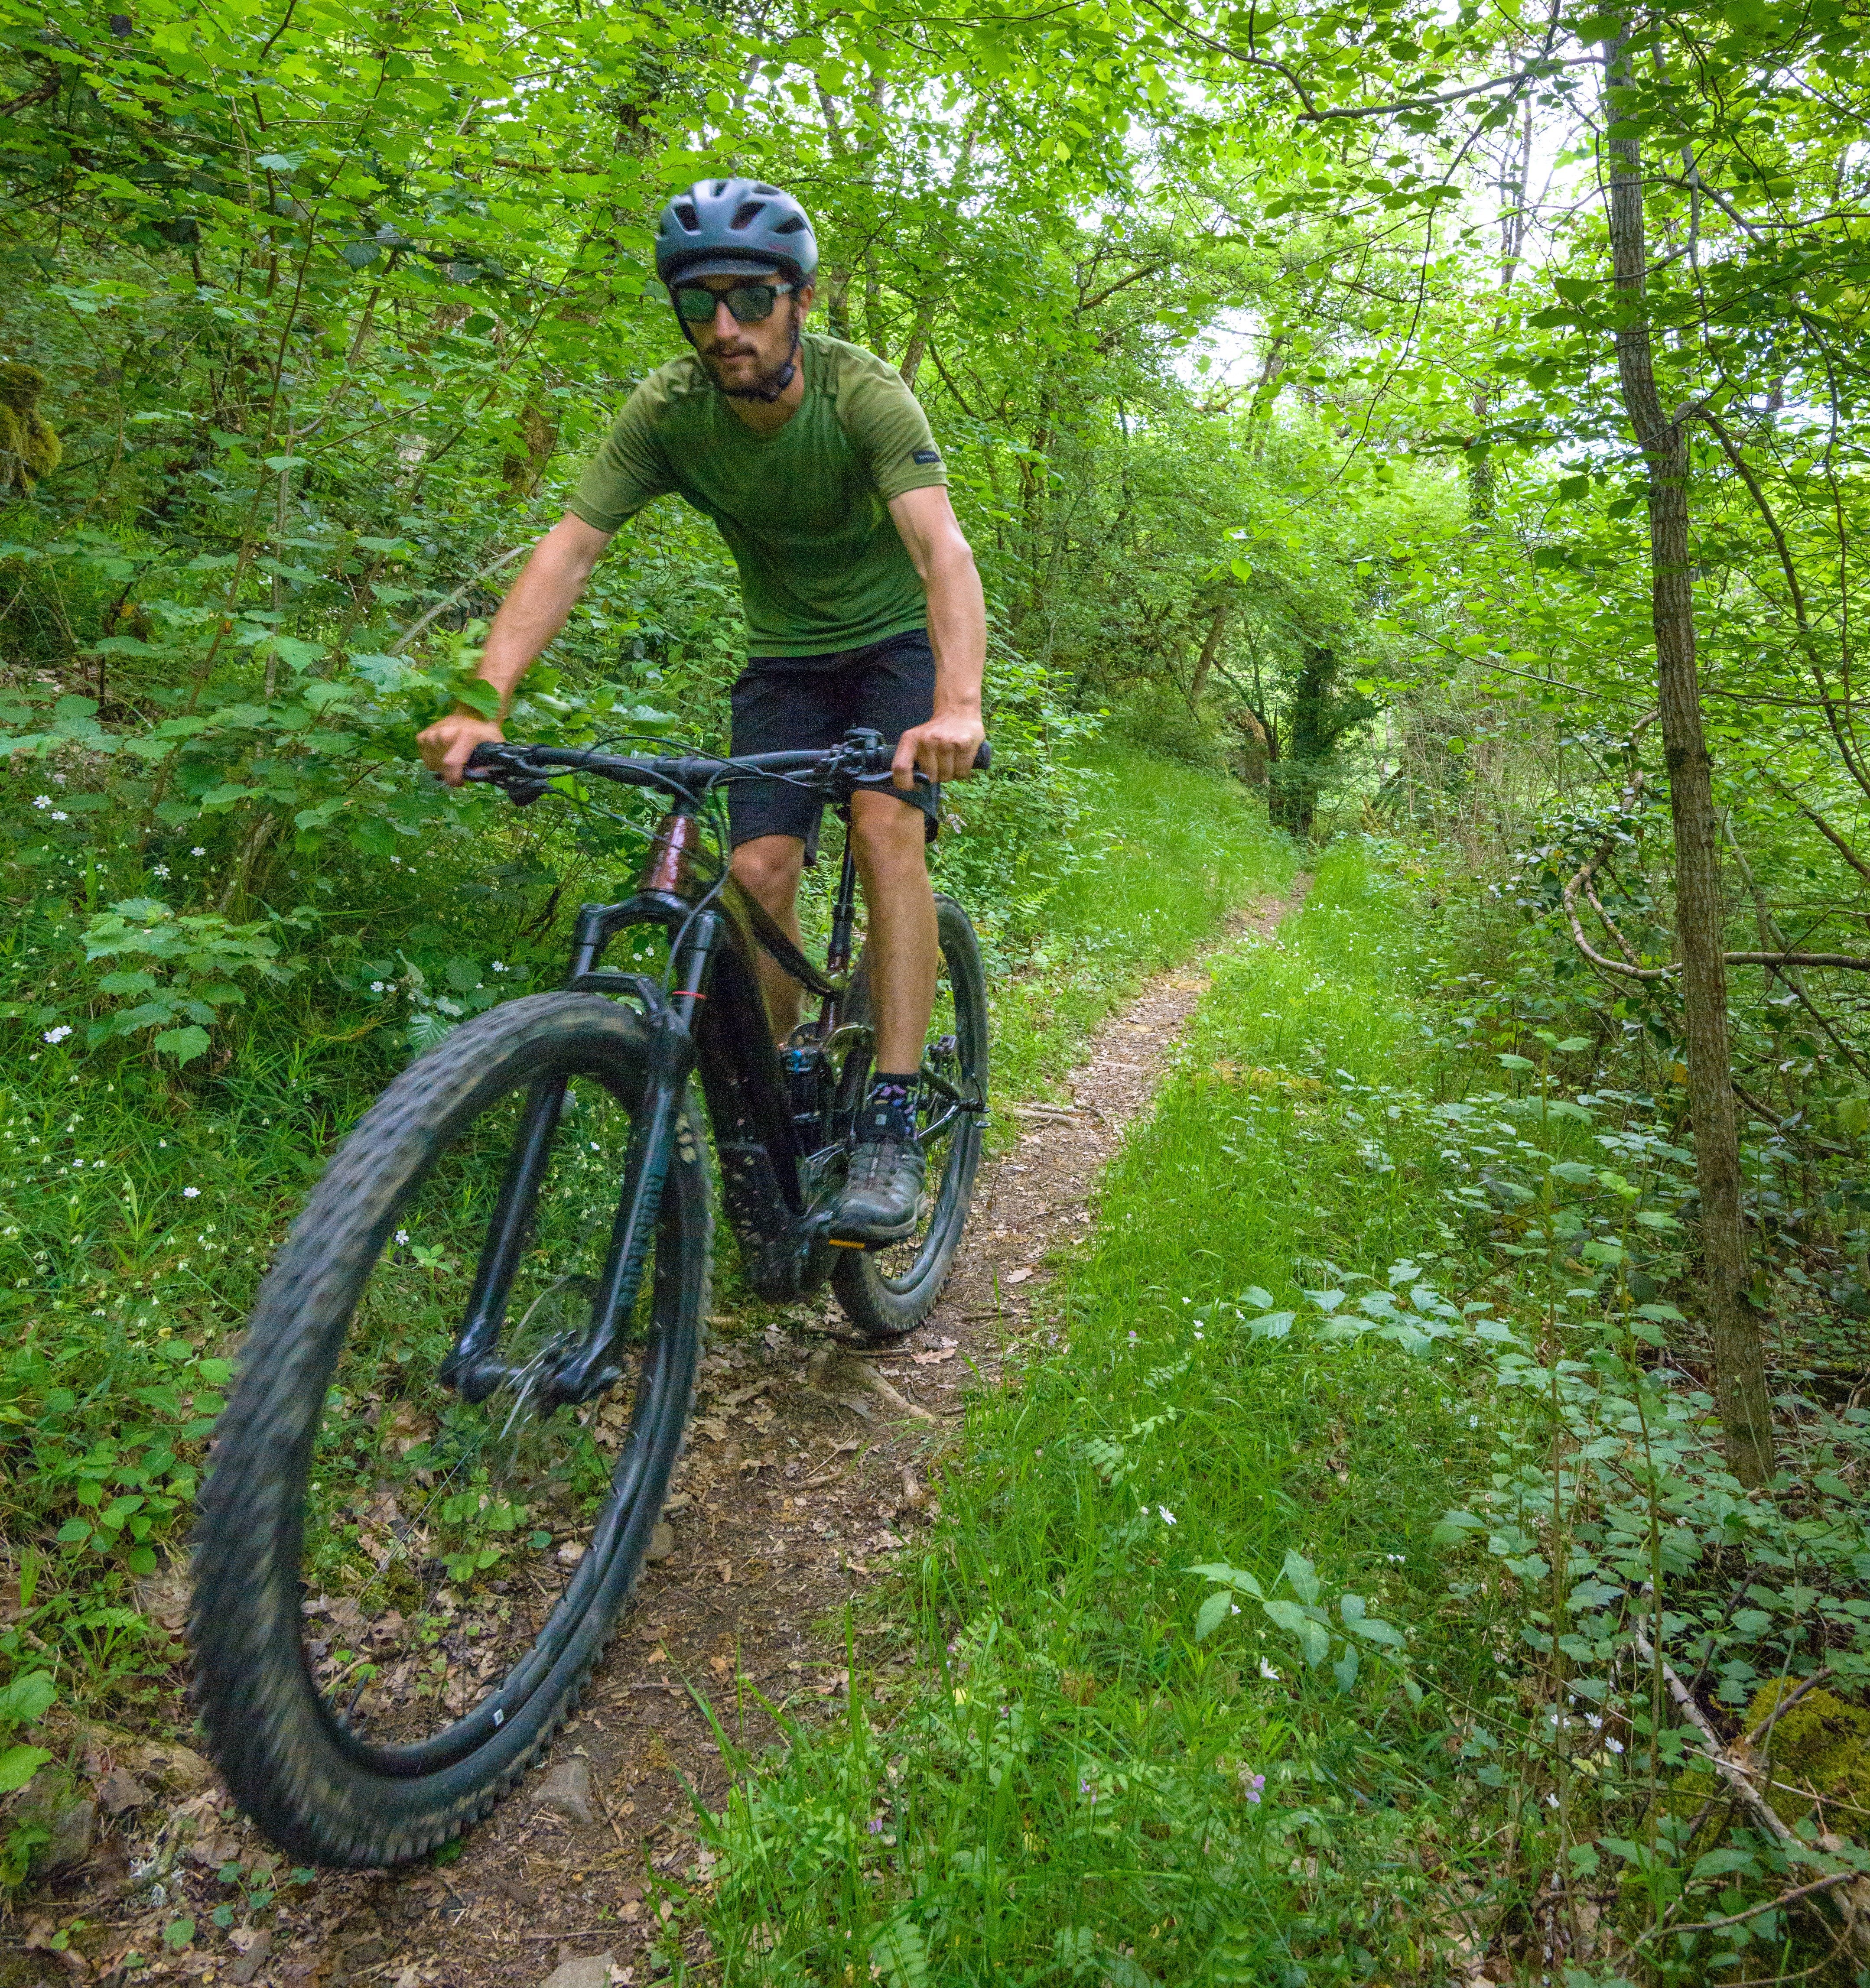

{"left": 190, "top": 728, "right": 989, "bottom": 1867}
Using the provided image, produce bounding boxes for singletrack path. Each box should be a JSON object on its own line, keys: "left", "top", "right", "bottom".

{"left": 40, "top": 882, "right": 1308, "bottom": 1988}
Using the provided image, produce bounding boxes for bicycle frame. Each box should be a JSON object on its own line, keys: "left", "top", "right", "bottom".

{"left": 439, "top": 789, "right": 864, "bottom": 1411}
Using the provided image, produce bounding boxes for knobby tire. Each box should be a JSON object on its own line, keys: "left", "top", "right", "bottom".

{"left": 190, "top": 993, "right": 710, "bottom": 1868}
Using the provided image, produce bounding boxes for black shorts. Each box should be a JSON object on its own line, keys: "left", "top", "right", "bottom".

{"left": 727, "top": 627, "right": 939, "bottom": 854}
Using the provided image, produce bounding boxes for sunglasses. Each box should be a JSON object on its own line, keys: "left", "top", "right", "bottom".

{"left": 672, "top": 280, "right": 795, "bottom": 325}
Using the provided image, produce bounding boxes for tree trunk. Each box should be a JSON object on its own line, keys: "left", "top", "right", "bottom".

{"left": 1467, "top": 383, "right": 1496, "bottom": 521}
{"left": 1268, "top": 643, "right": 1339, "bottom": 838}
{"left": 1235, "top": 703, "right": 1273, "bottom": 786}
{"left": 1602, "top": 26, "right": 1773, "bottom": 1487}
{"left": 1187, "top": 600, "right": 1228, "bottom": 708}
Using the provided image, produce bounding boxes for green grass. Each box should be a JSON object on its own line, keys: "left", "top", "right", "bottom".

{"left": 963, "top": 742, "right": 1300, "bottom": 1121}
{"left": 690, "top": 846, "right": 1511, "bottom": 1985}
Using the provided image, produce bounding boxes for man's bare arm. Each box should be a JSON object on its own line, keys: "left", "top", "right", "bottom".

{"left": 886, "top": 484, "right": 987, "bottom": 788}
{"left": 417, "top": 512, "right": 615, "bottom": 785}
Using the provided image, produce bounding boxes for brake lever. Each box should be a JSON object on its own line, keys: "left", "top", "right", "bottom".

{"left": 463, "top": 745, "right": 552, "bottom": 806}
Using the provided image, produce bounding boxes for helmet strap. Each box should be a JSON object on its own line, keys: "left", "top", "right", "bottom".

{"left": 680, "top": 302, "right": 802, "bottom": 405}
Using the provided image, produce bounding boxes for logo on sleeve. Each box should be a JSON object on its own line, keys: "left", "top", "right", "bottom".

{"left": 912, "top": 447, "right": 942, "bottom": 465}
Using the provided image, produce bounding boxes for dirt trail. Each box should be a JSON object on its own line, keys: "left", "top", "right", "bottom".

{"left": 27, "top": 884, "right": 1305, "bottom": 1988}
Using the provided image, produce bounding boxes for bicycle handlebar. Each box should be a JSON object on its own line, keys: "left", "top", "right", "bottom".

{"left": 462, "top": 730, "right": 989, "bottom": 806}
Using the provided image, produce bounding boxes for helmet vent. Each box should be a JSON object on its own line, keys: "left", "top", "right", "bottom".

{"left": 754, "top": 182, "right": 782, "bottom": 195}
{"left": 710, "top": 179, "right": 730, "bottom": 196}
{"left": 674, "top": 201, "right": 699, "bottom": 232}
{"left": 774, "top": 214, "right": 805, "bottom": 234}
{"left": 729, "top": 200, "right": 766, "bottom": 231}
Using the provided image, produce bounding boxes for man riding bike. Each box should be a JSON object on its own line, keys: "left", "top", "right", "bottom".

{"left": 419, "top": 176, "right": 988, "bottom": 1245}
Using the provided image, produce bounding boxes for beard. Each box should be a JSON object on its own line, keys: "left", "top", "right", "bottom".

{"left": 695, "top": 302, "right": 801, "bottom": 402}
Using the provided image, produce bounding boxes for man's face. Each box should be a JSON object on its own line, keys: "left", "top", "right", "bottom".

{"left": 682, "top": 271, "right": 813, "bottom": 396}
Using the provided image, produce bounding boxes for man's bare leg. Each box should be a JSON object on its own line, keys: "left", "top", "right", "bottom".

{"left": 848, "top": 789, "right": 938, "bottom": 1072}
{"left": 729, "top": 833, "right": 807, "bottom": 1043}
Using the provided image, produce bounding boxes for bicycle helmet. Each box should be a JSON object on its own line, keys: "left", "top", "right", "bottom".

{"left": 654, "top": 177, "right": 819, "bottom": 287}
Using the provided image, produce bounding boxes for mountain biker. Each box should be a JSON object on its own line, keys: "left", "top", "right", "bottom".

{"left": 417, "top": 177, "right": 987, "bottom": 1245}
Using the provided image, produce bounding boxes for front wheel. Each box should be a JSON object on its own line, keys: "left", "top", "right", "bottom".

{"left": 832, "top": 895, "right": 988, "bottom": 1341}
{"left": 191, "top": 992, "right": 711, "bottom": 1867}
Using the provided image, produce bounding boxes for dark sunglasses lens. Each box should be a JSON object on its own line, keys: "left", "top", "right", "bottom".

{"left": 674, "top": 287, "right": 717, "bottom": 322}
{"left": 725, "top": 285, "right": 778, "bottom": 323}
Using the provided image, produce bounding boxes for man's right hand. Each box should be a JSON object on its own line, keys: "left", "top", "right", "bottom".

{"left": 419, "top": 707, "right": 506, "bottom": 787}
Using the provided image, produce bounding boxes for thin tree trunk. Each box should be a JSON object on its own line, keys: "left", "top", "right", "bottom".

{"left": 1602, "top": 25, "right": 1773, "bottom": 1487}
{"left": 1187, "top": 600, "right": 1228, "bottom": 708}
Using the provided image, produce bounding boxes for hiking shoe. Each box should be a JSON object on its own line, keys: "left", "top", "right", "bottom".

{"left": 831, "top": 1134, "right": 927, "bottom": 1245}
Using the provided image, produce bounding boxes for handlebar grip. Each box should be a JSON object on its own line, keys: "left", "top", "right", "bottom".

{"left": 973, "top": 741, "right": 992, "bottom": 773}
{"left": 463, "top": 742, "right": 503, "bottom": 779}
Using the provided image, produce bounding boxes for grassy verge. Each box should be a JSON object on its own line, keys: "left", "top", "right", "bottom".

{"left": 691, "top": 845, "right": 1513, "bottom": 1983}
{"left": 694, "top": 837, "right": 1870, "bottom": 1987}
{"left": 946, "top": 741, "right": 1300, "bottom": 1123}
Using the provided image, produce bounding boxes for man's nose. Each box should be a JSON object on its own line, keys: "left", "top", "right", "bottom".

{"left": 712, "top": 299, "right": 738, "bottom": 338}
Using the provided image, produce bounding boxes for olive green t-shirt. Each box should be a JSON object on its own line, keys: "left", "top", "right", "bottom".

{"left": 567, "top": 333, "right": 949, "bottom": 658}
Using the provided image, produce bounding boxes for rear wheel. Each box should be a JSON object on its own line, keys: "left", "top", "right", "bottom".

{"left": 832, "top": 895, "right": 988, "bottom": 1341}
{"left": 191, "top": 992, "right": 710, "bottom": 1867}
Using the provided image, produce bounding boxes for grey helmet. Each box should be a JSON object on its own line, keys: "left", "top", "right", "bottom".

{"left": 654, "top": 177, "right": 818, "bottom": 287}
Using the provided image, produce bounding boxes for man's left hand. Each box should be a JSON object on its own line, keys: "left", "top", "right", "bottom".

{"left": 893, "top": 711, "right": 986, "bottom": 789}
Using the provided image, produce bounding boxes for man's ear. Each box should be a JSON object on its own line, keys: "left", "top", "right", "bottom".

{"left": 795, "top": 280, "right": 816, "bottom": 319}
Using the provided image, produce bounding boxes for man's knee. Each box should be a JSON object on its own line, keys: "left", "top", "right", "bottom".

{"left": 731, "top": 834, "right": 805, "bottom": 908}
{"left": 849, "top": 793, "right": 928, "bottom": 876}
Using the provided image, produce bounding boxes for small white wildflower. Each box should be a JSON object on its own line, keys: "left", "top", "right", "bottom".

{"left": 182, "top": 1186, "right": 201, "bottom": 1199}
{"left": 32, "top": 795, "right": 51, "bottom": 809}
{"left": 1605, "top": 1737, "right": 1624, "bottom": 1754}
{"left": 395, "top": 1229, "right": 410, "bottom": 1245}
{"left": 1258, "top": 1657, "right": 1281, "bottom": 1681}
{"left": 1469, "top": 1414, "right": 1480, "bottom": 1428}
{"left": 1546, "top": 1793, "right": 1559, "bottom": 1807}
{"left": 492, "top": 960, "right": 507, "bottom": 973}
{"left": 1386, "top": 1553, "right": 1406, "bottom": 1564}
{"left": 370, "top": 980, "right": 386, "bottom": 993}
{"left": 42, "top": 1025, "right": 72, "bottom": 1043}
{"left": 1230, "top": 1602, "right": 1241, "bottom": 1616}
{"left": 1158, "top": 1506, "right": 1176, "bottom": 1526}
{"left": 152, "top": 864, "right": 170, "bottom": 878}
{"left": 191, "top": 846, "right": 206, "bottom": 856}
{"left": 1193, "top": 1329, "right": 1204, "bottom": 1340}
{"left": 50, "top": 809, "right": 68, "bottom": 821}
{"left": 52, "top": 773, "right": 65, "bottom": 783}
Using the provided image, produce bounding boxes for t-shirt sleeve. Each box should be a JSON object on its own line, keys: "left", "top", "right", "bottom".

{"left": 839, "top": 359, "right": 950, "bottom": 505}
{"left": 566, "top": 384, "right": 675, "bottom": 532}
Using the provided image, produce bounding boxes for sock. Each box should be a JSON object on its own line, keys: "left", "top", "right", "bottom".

{"left": 861, "top": 1072, "right": 918, "bottom": 1141}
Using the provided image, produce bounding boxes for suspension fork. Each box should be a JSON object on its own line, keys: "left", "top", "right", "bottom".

{"left": 439, "top": 901, "right": 719, "bottom": 1412}
{"left": 539, "top": 911, "right": 716, "bottom": 1407}
{"left": 440, "top": 1075, "right": 574, "bottom": 1404}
